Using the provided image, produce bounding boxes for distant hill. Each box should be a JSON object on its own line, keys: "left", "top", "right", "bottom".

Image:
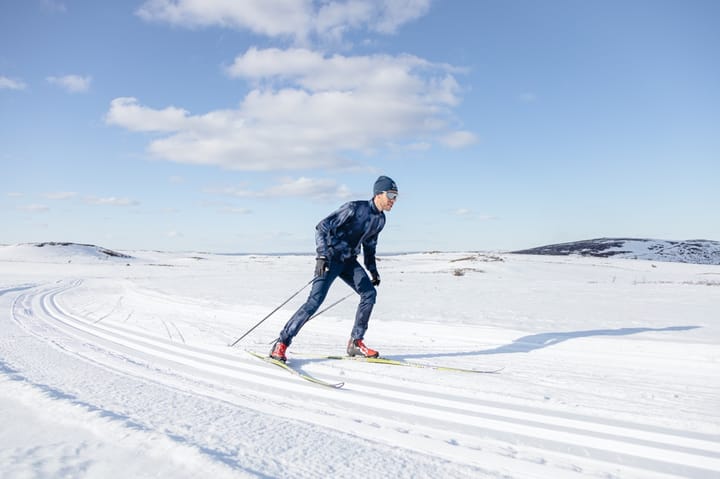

{"left": 512, "top": 238, "right": 720, "bottom": 265}
{"left": 0, "top": 242, "right": 134, "bottom": 262}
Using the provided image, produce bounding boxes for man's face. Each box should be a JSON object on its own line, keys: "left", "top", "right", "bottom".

{"left": 375, "top": 191, "right": 398, "bottom": 212}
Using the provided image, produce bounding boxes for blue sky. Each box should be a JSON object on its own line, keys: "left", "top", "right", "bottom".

{"left": 2, "top": 0, "right": 719, "bottom": 253}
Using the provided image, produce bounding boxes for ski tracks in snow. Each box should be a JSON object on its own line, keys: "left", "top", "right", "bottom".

{"left": 161, "top": 319, "right": 186, "bottom": 344}
{"left": 3, "top": 279, "right": 720, "bottom": 478}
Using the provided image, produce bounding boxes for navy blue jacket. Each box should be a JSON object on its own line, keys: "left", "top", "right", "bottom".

{"left": 315, "top": 199, "right": 386, "bottom": 275}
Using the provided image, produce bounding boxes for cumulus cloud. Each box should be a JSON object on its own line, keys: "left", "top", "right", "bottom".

{"left": 120, "top": 1, "right": 482, "bottom": 174}
{"left": 47, "top": 74, "right": 92, "bottom": 93}
{"left": 107, "top": 48, "right": 466, "bottom": 170}
{"left": 105, "top": 97, "right": 189, "bottom": 132}
{"left": 137, "top": 0, "right": 311, "bottom": 38}
{"left": 0, "top": 76, "right": 27, "bottom": 90}
{"left": 136, "top": 0, "right": 431, "bottom": 43}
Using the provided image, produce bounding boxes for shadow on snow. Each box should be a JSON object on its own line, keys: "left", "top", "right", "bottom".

{"left": 397, "top": 325, "right": 701, "bottom": 360}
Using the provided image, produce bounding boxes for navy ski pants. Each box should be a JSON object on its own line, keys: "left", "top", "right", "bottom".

{"left": 279, "top": 257, "right": 377, "bottom": 346}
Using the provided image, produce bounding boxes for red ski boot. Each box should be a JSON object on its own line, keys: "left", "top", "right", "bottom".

{"left": 347, "top": 339, "right": 379, "bottom": 358}
{"left": 269, "top": 340, "right": 288, "bottom": 362}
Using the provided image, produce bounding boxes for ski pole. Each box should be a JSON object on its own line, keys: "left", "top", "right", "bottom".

{"left": 264, "top": 289, "right": 357, "bottom": 345}
{"left": 229, "top": 278, "right": 313, "bottom": 347}
{"left": 309, "top": 291, "right": 354, "bottom": 320}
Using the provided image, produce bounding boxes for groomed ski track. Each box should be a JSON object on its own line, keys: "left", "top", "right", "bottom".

{"left": 2, "top": 279, "right": 718, "bottom": 478}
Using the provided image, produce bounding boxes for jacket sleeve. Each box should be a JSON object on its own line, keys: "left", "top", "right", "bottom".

{"left": 362, "top": 217, "right": 385, "bottom": 276}
{"left": 315, "top": 202, "right": 355, "bottom": 258}
{"left": 362, "top": 235, "right": 379, "bottom": 276}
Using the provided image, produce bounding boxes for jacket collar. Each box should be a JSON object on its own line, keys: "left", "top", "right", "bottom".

{"left": 369, "top": 198, "right": 382, "bottom": 214}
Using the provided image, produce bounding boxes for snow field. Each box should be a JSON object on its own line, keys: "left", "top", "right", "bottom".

{"left": 1, "top": 246, "right": 719, "bottom": 478}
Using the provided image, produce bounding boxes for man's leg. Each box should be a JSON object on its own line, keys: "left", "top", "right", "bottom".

{"left": 278, "top": 261, "right": 341, "bottom": 346}
{"left": 339, "top": 259, "right": 377, "bottom": 341}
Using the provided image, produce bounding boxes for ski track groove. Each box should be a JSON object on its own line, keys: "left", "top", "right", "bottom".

{"left": 170, "top": 321, "right": 186, "bottom": 344}
{"left": 161, "top": 320, "right": 174, "bottom": 342}
{"left": 7, "top": 279, "right": 720, "bottom": 479}
{"left": 93, "top": 295, "right": 123, "bottom": 324}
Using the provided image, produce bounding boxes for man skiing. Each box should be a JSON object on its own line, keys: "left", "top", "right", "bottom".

{"left": 270, "top": 176, "right": 398, "bottom": 362}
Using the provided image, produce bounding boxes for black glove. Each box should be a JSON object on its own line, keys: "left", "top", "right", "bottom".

{"left": 371, "top": 272, "right": 381, "bottom": 287}
{"left": 315, "top": 256, "right": 328, "bottom": 277}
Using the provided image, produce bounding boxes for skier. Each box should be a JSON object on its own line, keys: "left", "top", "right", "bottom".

{"left": 270, "top": 176, "right": 399, "bottom": 362}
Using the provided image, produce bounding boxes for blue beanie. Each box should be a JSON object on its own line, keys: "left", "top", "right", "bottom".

{"left": 373, "top": 176, "right": 398, "bottom": 196}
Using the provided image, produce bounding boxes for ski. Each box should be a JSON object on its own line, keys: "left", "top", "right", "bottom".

{"left": 246, "top": 351, "right": 344, "bottom": 389}
{"left": 321, "top": 355, "right": 503, "bottom": 374}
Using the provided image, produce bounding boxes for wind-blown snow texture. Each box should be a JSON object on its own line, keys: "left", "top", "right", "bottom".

{"left": 1, "top": 243, "right": 718, "bottom": 478}
{"left": 513, "top": 238, "right": 720, "bottom": 265}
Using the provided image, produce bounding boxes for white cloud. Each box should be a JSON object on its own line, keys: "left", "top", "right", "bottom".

{"left": 105, "top": 97, "right": 189, "bottom": 132}
{"left": 454, "top": 208, "right": 497, "bottom": 221}
{"left": 264, "top": 177, "right": 352, "bottom": 198}
{"left": 439, "top": 130, "right": 478, "bottom": 148}
{"left": 41, "top": 0, "right": 67, "bottom": 13}
{"left": 0, "top": 76, "right": 27, "bottom": 90}
{"left": 107, "top": 48, "right": 467, "bottom": 170}
{"left": 19, "top": 204, "right": 50, "bottom": 213}
{"left": 47, "top": 74, "right": 92, "bottom": 93}
{"left": 136, "top": 0, "right": 431, "bottom": 43}
{"left": 219, "top": 206, "right": 252, "bottom": 215}
{"left": 44, "top": 191, "right": 78, "bottom": 200}
{"left": 406, "top": 141, "right": 432, "bottom": 151}
{"left": 371, "top": 0, "right": 432, "bottom": 34}
{"left": 314, "top": 0, "right": 430, "bottom": 40}
{"left": 137, "top": 0, "right": 311, "bottom": 38}
{"left": 84, "top": 196, "right": 139, "bottom": 206}
{"left": 225, "top": 47, "right": 455, "bottom": 92}
{"left": 208, "top": 177, "right": 352, "bottom": 200}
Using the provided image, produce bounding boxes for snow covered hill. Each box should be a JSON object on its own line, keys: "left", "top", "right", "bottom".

{"left": 1, "top": 246, "right": 719, "bottom": 478}
{"left": 512, "top": 238, "right": 720, "bottom": 265}
{"left": 0, "top": 242, "right": 134, "bottom": 263}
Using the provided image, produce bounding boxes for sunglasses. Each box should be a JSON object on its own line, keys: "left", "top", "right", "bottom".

{"left": 384, "top": 191, "right": 398, "bottom": 200}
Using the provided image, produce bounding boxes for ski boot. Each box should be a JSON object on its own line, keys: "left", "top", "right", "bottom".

{"left": 347, "top": 338, "right": 379, "bottom": 358}
{"left": 269, "top": 339, "right": 288, "bottom": 362}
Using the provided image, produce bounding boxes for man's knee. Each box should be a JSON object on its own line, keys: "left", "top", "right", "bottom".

{"left": 360, "top": 284, "right": 377, "bottom": 304}
{"left": 301, "top": 297, "right": 322, "bottom": 316}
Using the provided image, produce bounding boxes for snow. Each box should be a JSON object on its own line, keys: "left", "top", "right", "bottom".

{"left": 1, "top": 244, "right": 719, "bottom": 478}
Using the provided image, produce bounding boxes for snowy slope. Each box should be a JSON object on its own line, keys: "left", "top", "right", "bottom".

{"left": 1, "top": 245, "right": 719, "bottom": 478}
{"left": 513, "top": 238, "right": 720, "bottom": 265}
{"left": 0, "top": 242, "right": 134, "bottom": 263}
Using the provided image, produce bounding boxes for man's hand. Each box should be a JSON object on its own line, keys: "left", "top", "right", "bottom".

{"left": 315, "top": 256, "right": 328, "bottom": 277}
{"left": 371, "top": 272, "right": 381, "bottom": 287}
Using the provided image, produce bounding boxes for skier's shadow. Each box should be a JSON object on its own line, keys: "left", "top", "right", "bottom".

{"left": 397, "top": 325, "right": 701, "bottom": 360}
